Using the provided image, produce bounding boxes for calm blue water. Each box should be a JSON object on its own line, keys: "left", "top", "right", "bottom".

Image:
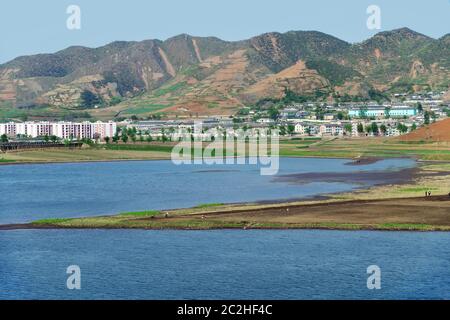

{"left": 1, "top": 229, "right": 449, "bottom": 300}
{"left": 0, "top": 158, "right": 415, "bottom": 224}
{"left": 0, "top": 158, "right": 448, "bottom": 300}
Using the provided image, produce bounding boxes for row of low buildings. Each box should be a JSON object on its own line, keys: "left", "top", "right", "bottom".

{"left": 292, "top": 119, "right": 419, "bottom": 137}
{"left": 347, "top": 106, "right": 418, "bottom": 118}
{"left": 124, "top": 118, "right": 418, "bottom": 139}
{"left": 0, "top": 121, "right": 117, "bottom": 140}
{"left": 253, "top": 102, "right": 448, "bottom": 122}
{"left": 125, "top": 118, "right": 235, "bottom": 133}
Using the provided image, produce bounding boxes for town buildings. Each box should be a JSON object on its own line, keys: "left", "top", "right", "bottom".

{"left": 348, "top": 106, "right": 418, "bottom": 118}
{"left": 0, "top": 121, "right": 117, "bottom": 140}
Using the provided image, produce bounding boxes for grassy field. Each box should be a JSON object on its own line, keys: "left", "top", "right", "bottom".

{"left": 2, "top": 137, "right": 450, "bottom": 164}
{"left": 0, "top": 147, "right": 171, "bottom": 163}
{"left": 28, "top": 193, "right": 450, "bottom": 231}
{"left": 278, "top": 137, "right": 450, "bottom": 160}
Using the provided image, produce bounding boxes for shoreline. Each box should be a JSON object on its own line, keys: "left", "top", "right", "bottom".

{"left": 2, "top": 151, "right": 450, "bottom": 233}
{"left": 0, "top": 155, "right": 379, "bottom": 166}
{"left": 3, "top": 152, "right": 448, "bottom": 168}
{"left": 0, "top": 154, "right": 431, "bottom": 168}
{"left": 1, "top": 144, "right": 448, "bottom": 168}
{"left": 2, "top": 195, "right": 450, "bottom": 232}
{"left": 3, "top": 135, "right": 450, "bottom": 166}
{"left": 0, "top": 157, "right": 171, "bottom": 167}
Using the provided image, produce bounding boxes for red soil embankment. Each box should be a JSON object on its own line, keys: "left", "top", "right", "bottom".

{"left": 399, "top": 118, "right": 450, "bottom": 142}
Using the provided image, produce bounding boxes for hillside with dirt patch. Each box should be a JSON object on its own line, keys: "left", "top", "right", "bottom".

{"left": 0, "top": 28, "right": 449, "bottom": 119}
{"left": 399, "top": 118, "right": 450, "bottom": 142}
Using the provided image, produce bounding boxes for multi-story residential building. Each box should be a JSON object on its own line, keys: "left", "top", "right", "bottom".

{"left": 92, "top": 121, "right": 116, "bottom": 139}
{"left": 294, "top": 123, "right": 309, "bottom": 135}
{"left": 0, "top": 121, "right": 116, "bottom": 140}
{"left": 348, "top": 106, "right": 418, "bottom": 118}
{"left": 319, "top": 124, "right": 344, "bottom": 136}
{"left": 294, "top": 122, "right": 326, "bottom": 136}
{"left": 0, "top": 122, "right": 17, "bottom": 136}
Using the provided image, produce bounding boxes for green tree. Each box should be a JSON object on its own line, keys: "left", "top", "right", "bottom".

{"left": 80, "top": 90, "right": 102, "bottom": 109}
{"left": 121, "top": 133, "right": 129, "bottom": 143}
{"left": 268, "top": 107, "right": 280, "bottom": 120}
{"left": 287, "top": 124, "right": 295, "bottom": 135}
{"left": 357, "top": 123, "right": 364, "bottom": 134}
{"left": 82, "top": 138, "right": 94, "bottom": 145}
{"left": 109, "top": 96, "right": 123, "bottom": 106}
{"left": 397, "top": 123, "right": 408, "bottom": 134}
{"left": 314, "top": 105, "right": 325, "bottom": 120}
{"left": 344, "top": 123, "right": 352, "bottom": 135}
{"left": 380, "top": 124, "right": 387, "bottom": 135}
{"left": 305, "top": 127, "right": 312, "bottom": 136}
{"left": 417, "top": 102, "right": 423, "bottom": 114}
{"left": 402, "top": 124, "right": 408, "bottom": 134}
{"left": 104, "top": 137, "right": 110, "bottom": 144}
{"left": 281, "top": 88, "right": 308, "bottom": 104}
{"left": 162, "top": 135, "right": 169, "bottom": 143}
{"left": 424, "top": 111, "right": 430, "bottom": 125}
{"left": 1, "top": 134, "right": 8, "bottom": 143}
{"left": 127, "top": 127, "right": 137, "bottom": 136}
{"left": 371, "top": 122, "right": 379, "bottom": 135}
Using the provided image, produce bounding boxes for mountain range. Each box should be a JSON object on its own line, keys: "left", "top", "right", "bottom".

{"left": 0, "top": 27, "right": 449, "bottom": 119}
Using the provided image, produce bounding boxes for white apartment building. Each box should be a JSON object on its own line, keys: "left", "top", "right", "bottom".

{"left": 294, "top": 123, "right": 319, "bottom": 136}
{"left": 0, "top": 121, "right": 117, "bottom": 140}
{"left": 294, "top": 123, "right": 308, "bottom": 135}
{"left": 319, "top": 124, "right": 344, "bottom": 136}
{"left": 0, "top": 122, "right": 17, "bottom": 136}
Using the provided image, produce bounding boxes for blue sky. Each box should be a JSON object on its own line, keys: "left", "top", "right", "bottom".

{"left": 1, "top": 0, "right": 449, "bottom": 63}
